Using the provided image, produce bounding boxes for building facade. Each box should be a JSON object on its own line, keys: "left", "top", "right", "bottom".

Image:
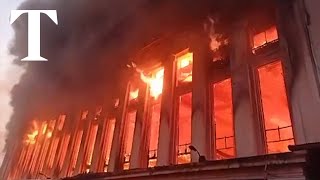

{"left": 1, "top": 0, "right": 320, "bottom": 179}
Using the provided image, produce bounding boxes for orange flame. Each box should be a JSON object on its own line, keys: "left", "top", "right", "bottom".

{"left": 127, "top": 62, "right": 164, "bottom": 100}
{"left": 46, "top": 131, "right": 53, "bottom": 138}
{"left": 140, "top": 68, "right": 164, "bottom": 99}
{"left": 129, "top": 89, "right": 139, "bottom": 100}
{"left": 26, "top": 130, "right": 39, "bottom": 145}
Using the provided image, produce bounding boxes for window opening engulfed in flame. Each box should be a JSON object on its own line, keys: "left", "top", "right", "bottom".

{"left": 212, "top": 78, "right": 235, "bottom": 159}
{"left": 101, "top": 118, "right": 116, "bottom": 172}
{"left": 140, "top": 68, "right": 164, "bottom": 100}
{"left": 148, "top": 102, "right": 161, "bottom": 168}
{"left": 123, "top": 110, "right": 137, "bottom": 170}
{"left": 177, "top": 93, "right": 192, "bottom": 164}
{"left": 145, "top": 68, "right": 164, "bottom": 167}
{"left": 257, "top": 61, "right": 294, "bottom": 153}
{"left": 85, "top": 124, "right": 98, "bottom": 169}
{"left": 129, "top": 88, "right": 139, "bottom": 101}
{"left": 253, "top": 26, "right": 278, "bottom": 53}
{"left": 176, "top": 52, "right": 193, "bottom": 86}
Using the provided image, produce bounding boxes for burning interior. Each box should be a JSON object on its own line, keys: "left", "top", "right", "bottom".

{"left": 3, "top": 0, "right": 320, "bottom": 179}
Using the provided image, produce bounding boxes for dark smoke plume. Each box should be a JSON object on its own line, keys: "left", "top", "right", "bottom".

{"left": 6, "top": 0, "right": 272, "bottom": 151}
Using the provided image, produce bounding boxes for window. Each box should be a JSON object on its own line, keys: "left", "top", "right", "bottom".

{"left": 148, "top": 103, "right": 161, "bottom": 167}
{"left": 123, "top": 110, "right": 137, "bottom": 170}
{"left": 84, "top": 123, "right": 98, "bottom": 172}
{"left": 57, "top": 134, "right": 70, "bottom": 171}
{"left": 129, "top": 86, "right": 139, "bottom": 102}
{"left": 212, "top": 78, "right": 235, "bottom": 159}
{"left": 257, "top": 61, "right": 294, "bottom": 153}
{"left": 177, "top": 93, "right": 192, "bottom": 164}
{"left": 101, "top": 118, "right": 116, "bottom": 172}
{"left": 147, "top": 68, "right": 164, "bottom": 168}
{"left": 67, "top": 111, "right": 87, "bottom": 176}
{"left": 176, "top": 52, "right": 193, "bottom": 86}
{"left": 253, "top": 26, "right": 278, "bottom": 51}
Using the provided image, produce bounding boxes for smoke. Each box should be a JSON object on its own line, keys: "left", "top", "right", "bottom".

{"left": 5, "top": 0, "right": 273, "bottom": 151}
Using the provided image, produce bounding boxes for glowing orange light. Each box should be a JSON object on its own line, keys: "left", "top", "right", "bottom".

{"left": 140, "top": 68, "right": 164, "bottom": 99}
{"left": 42, "top": 123, "right": 48, "bottom": 135}
{"left": 253, "top": 26, "right": 279, "bottom": 50}
{"left": 127, "top": 62, "right": 164, "bottom": 99}
{"left": 26, "top": 130, "right": 39, "bottom": 145}
{"left": 129, "top": 89, "right": 139, "bottom": 100}
{"left": 177, "top": 52, "right": 193, "bottom": 84}
{"left": 25, "top": 120, "right": 40, "bottom": 145}
{"left": 46, "top": 131, "right": 53, "bottom": 138}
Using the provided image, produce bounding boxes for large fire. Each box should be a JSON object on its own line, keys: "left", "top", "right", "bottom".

{"left": 25, "top": 121, "right": 39, "bottom": 145}
{"left": 128, "top": 63, "right": 164, "bottom": 99}
{"left": 140, "top": 68, "right": 164, "bottom": 99}
{"left": 25, "top": 121, "right": 54, "bottom": 145}
{"left": 26, "top": 130, "right": 39, "bottom": 145}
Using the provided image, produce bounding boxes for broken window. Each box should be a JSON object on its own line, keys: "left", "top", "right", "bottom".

{"left": 123, "top": 110, "right": 137, "bottom": 170}
{"left": 176, "top": 52, "right": 193, "bottom": 86}
{"left": 212, "top": 78, "right": 235, "bottom": 159}
{"left": 257, "top": 61, "right": 294, "bottom": 153}
{"left": 253, "top": 26, "right": 278, "bottom": 52}
{"left": 177, "top": 93, "right": 192, "bottom": 164}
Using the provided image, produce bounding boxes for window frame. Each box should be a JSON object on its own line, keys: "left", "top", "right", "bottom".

{"left": 250, "top": 35, "right": 295, "bottom": 154}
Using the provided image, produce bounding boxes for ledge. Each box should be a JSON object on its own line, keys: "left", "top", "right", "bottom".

{"left": 63, "top": 151, "right": 307, "bottom": 180}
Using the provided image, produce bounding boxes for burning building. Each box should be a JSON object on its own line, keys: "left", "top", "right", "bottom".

{"left": 1, "top": 0, "right": 320, "bottom": 179}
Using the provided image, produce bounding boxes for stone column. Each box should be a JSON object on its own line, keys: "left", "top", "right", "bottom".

{"left": 157, "top": 57, "right": 176, "bottom": 166}
{"left": 130, "top": 83, "right": 149, "bottom": 169}
{"left": 230, "top": 20, "right": 262, "bottom": 157}
{"left": 276, "top": 0, "right": 320, "bottom": 144}
{"left": 74, "top": 112, "right": 94, "bottom": 174}
{"left": 108, "top": 83, "right": 129, "bottom": 172}
{"left": 302, "top": 0, "right": 320, "bottom": 82}
{"left": 90, "top": 112, "right": 108, "bottom": 172}
{"left": 60, "top": 111, "right": 82, "bottom": 177}
{"left": 190, "top": 33, "right": 212, "bottom": 162}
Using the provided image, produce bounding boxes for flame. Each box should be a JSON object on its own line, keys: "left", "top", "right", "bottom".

{"left": 129, "top": 89, "right": 139, "bottom": 100}
{"left": 140, "top": 68, "right": 164, "bottom": 99}
{"left": 127, "top": 62, "right": 164, "bottom": 100}
{"left": 42, "top": 123, "right": 48, "bottom": 135}
{"left": 46, "top": 131, "right": 53, "bottom": 138}
{"left": 26, "top": 130, "right": 39, "bottom": 145}
{"left": 177, "top": 53, "right": 193, "bottom": 83}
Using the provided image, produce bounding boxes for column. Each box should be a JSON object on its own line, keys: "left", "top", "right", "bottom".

{"left": 108, "top": 83, "right": 129, "bottom": 172}
{"left": 190, "top": 33, "right": 212, "bottom": 162}
{"left": 157, "top": 57, "right": 176, "bottom": 166}
{"left": 230, "top": 20, "right": 262, "bottom": 157}
{"left": 130, "top": 83, "right": 149, "bottom": 169}
{"left": 276, "top": 0, "right": 320, "bottom": 144}
{"left": 90, "top": 111, "right": 107, "bottom": 172}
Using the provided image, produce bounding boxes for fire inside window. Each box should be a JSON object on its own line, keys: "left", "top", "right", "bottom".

{"left": 212, "top": 78, "right": 235, "bottom": 159}
{"left": 123, "top": 110, "right": 137, "bottom": 170}
{"left": 176, "top": 52, "right": 193, "bottom": 86}
{"left": 147, "top": 68, "right": 164, "bottom": 168}
{"left": 84, "top": 123, "right": 99, "bottom": 172}
{"left": 177, "top": 93, "right": 192, "bottom": 164}
{"left": 67, "top": 110, "right": 88, "bottom": 176}
{"left": 101, "top": 118, "right": 116, "bottom": 172}
{"left": 253, "top": 26, "right": 278, "bottom": 53}
{"left": 257, "top": 61, "right": 294, "bottom": 153}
